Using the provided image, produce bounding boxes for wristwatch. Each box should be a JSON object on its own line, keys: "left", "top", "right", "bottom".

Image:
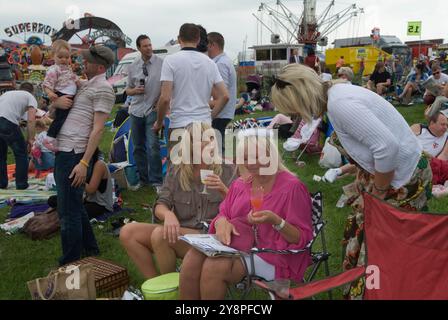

{"left": 272, "top": 219, "right": 286, "bottom": 231}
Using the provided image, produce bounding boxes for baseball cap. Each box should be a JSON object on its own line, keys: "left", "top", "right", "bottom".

{"left": 81, "top": 45, "right": 115, "bottom": 69}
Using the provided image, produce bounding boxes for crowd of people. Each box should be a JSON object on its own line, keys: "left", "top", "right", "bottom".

{"left": 2, "top": 21, "right": 448, "bottom": 301}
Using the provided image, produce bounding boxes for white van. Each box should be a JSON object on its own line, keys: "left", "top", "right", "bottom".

{"left": 110, "top": 44, "right": 180, "bottom": 102}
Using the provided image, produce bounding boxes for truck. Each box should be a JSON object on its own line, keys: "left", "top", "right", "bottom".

{"left": 325, "top": 46, "right": 392, "bottom": 76}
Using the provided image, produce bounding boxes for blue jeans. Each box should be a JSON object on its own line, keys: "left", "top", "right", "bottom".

{"left": 33, "top": 151, "right": 55, "bottom": 171}
{"left": 130, "top": 111, "right": 162, "bottom": 185}
{"left": 0, "top": 117, "right": 29, "bottom": 189}
{"left": 54, "top": 151, "right": 99, "bottom": 265}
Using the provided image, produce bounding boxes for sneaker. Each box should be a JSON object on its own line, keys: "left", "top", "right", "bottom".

{"left": 155, "top": 185, "right": 162, "bottom": 194}
{"left": 128, "top": 183, "right": 142, "bottom": 191}
{"left": 43, "top": 137, "right": 58, "bottom": 152}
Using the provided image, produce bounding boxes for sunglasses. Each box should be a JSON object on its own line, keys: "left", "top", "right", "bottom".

{"left": 274, "top": 77, "right": 291, "bottom": 89}
{"left": 433, "top": 71, "right": 441, "bottom": 75}
{"left": 142, "top": 64, "right": 149, "bottom": 77}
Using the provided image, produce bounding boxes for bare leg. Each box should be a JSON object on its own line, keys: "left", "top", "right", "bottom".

{"left": 119, "top": 223, "right": 158, "bottom": 279}
{"left": 179, "top": 248, "right": 207, "bottom": 300}
{"left": 200, "top": 256, "right": 246, "bottom": 300}
{"left": 151, "top": 226, "right": 200, "bottom": 275}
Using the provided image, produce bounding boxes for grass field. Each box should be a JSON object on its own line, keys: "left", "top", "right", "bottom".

{"left": 1, "top": 105, "right": 447, "bottom": 300}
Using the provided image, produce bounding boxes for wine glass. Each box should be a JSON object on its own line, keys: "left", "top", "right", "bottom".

{"left": 250, "top": 186, "right": 264, "bottom": 212}
{"left": 200, "top": 169, "right": 214, "bottom": 195}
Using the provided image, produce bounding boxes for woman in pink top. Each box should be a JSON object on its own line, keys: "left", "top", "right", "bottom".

{"left": 179, "top": 134, "right": 313, "bottom": 300}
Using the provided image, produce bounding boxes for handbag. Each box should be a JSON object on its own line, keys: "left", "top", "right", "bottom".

{"left": 27, "top": 264, "right": 96, "bottom": 300}
{"left": 319, "top": 137, "right": 342, "bottom": 169}
{"left": 22, "top": 208, "right": 60, "bottom": 240}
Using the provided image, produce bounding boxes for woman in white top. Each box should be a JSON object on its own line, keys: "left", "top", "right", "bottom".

{"left": 271, "top": 63, "right": 433, "bottom": 300}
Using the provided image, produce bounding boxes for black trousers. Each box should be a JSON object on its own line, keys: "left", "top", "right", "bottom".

{"left": 47, "top": 92, "right": 72, "bottom": 138}
{"left": 212, "top": 118, "right": 231, "bottom": 155}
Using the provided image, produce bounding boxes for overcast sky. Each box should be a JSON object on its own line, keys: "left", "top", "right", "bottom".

{"left": 1, "top": 0, "right": 447, "bottom": 60}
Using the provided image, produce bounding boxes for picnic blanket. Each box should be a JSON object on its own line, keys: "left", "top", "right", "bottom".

{"left": 7, "top": 164, "right": 53, "bottom": 180}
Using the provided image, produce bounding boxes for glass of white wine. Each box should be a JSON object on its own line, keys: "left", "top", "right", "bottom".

{"left": 200, "top": 169, "right": 214, "bottom": 195}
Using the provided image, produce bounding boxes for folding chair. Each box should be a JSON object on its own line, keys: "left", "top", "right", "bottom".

{"left": 256, "top": 193, "right": 448, "bottom": 300}
{"left": 230, "top": 192, "right": 332, "bottom": 300}
{"left": 282, "top": 118, "right": 322, "bottom": 165}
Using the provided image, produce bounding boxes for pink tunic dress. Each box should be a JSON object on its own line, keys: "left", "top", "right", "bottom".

{"left": 209, "top": 171, "right": 313, "bottom": 282}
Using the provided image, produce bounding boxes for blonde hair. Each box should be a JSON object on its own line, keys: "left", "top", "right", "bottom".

{"left": 271, "top": 64, "right": 327, "bottom": 123}
{"left": 51, "top": 40, "right": 71, "bottom": 54}
{"left": 35, "top": 119, "right": 48, "bottom": 131}
{"left": 172, "top": 122, "right": 223, "bottom": 192}
{"left": 236, "top": 134, "right": 291, "bottom": 180}
{"left": 271, "top": 64, "right": 347, "bottom": 123}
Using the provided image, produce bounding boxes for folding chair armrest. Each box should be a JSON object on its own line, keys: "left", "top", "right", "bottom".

{"left": 253, "top": 280, "right": 291, "bottom": 300}
{"left": 250, "top": 247, "right": 308, "bottom": 255}
{"left": 289, "top": 266, "right": 366, "bottom": 300}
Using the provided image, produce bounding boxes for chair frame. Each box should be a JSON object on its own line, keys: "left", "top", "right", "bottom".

{"left": 228, "top": 192, "right": 332, "bottom": 300}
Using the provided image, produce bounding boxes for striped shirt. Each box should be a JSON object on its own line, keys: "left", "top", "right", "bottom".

{"left": 57, "top": 73, "right": 115, "bottom": 153}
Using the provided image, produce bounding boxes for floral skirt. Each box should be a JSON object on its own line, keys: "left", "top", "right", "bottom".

{"left": 330, "top": 134, "right": 433, "bottom": 299}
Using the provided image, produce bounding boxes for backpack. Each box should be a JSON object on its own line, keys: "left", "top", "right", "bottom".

{"left": 23, "top": 208, "right": 60, "bottom": 240}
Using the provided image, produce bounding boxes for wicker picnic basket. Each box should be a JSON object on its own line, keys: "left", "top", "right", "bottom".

{"left": 65, "top": 257, "right": 129, "bottom": 298}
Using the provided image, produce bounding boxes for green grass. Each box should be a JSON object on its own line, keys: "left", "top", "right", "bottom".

{"left": 1, "top": 105, "right": 447, "bottom": 300}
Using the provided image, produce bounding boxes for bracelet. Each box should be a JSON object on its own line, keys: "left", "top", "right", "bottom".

{"left": 272, "top": 219, "right": 286, "bottom": 232}
{"left": 80, "top": 160, "right": 90, "bottom": 168}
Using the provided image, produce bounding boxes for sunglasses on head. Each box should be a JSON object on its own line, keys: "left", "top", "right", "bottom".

{"left": 273, "top": 77, "right": 291, "bottom": 89}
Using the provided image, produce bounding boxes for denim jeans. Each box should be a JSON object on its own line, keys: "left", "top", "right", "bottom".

{"left": 130, "top": 111, "right": 162, "bottom": 185}
{"left": 0, "top": 117, "right": 29, "bottom": 189}
{"left": 33, "top": 151, "right": 55, "bottom": 171}
{"left": 54, "top": 151, "right": 99, "bottom": 265}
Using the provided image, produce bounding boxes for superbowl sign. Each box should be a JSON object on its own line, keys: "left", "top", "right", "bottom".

{"left": 4, "top": 22, "right": 58, "bottom": 38}
{"left": 407, "top": 21, "right": 422, "bottom": 36}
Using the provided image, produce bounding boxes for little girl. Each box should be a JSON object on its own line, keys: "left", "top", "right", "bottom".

{"left": 31, "top": 120, "right": 55, "bottom": 173}
{"left": 42, "top": 39, "right": 79, "bottom": 152}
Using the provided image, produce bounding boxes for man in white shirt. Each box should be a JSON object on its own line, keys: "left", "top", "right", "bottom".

{"left": 154, "top": 23, "right": 229, "bottom": 134}
{"left": 0, "top": 82, "right": 37, "bottom": 189}
{"left": 207, "top": 32, "right": 237, "bottom": 155}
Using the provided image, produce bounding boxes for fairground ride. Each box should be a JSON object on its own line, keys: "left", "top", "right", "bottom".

{"left": 253, "top": 0, "right": 364, "bottom": 48}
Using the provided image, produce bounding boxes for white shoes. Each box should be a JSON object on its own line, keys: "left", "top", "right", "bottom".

{"left": 322, "top": 168, "right": 343, "bottom": 183}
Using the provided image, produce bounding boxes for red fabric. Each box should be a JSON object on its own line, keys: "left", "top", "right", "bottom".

{"left": 430, "top": 158, "right": 448, "bottom": 185}
{"left": 363, "top": 193, "right": 448, "bottom": 300}
{"left": 304, "top": 55, "right": 318, "bottom": 70}
{"left": 288, "top": 267, "right": 366, "bottom": 300}
{"left": 282, "top": 194, "right": 448, "bottom": 300}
